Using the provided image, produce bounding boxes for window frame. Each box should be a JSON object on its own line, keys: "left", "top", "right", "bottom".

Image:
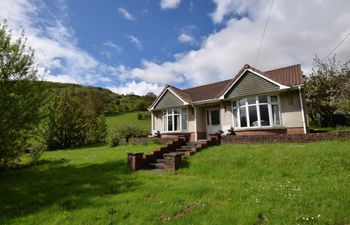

{"left": 232, "top": 95, "right": 282, "bottom": 129}
{"left": 162, "top": 107, "right": 188, "bottom": 132}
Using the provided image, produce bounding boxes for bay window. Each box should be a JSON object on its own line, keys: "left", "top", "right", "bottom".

{"left": 163, "top": 108, "right": 188, "bottom": 132}
{"left": 232, "top": 95, "right": 281, "bottom": 128}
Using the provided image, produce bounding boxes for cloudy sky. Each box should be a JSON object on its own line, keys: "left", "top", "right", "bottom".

{"left": 0, "top": 0, "right": 349, "bottom": 95}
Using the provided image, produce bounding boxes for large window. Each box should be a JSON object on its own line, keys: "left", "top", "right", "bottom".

{"left": 163, "top": 108, "right": 188, "bottom": 132}
{"left": 232, "top": 95, "right": 281, "bottom": 128}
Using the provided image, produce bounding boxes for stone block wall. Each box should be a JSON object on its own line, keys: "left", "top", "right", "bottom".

{"left": 221, "top": 132, "right": 350, "bottom": 144}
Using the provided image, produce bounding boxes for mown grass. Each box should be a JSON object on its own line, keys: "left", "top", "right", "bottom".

{"left": 1, "top": 141, "right": 349, "bottom": 225}
{"left": 106, "top": 111, "right": 150, "bottom": 134}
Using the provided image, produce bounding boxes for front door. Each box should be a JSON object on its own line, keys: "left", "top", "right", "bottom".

{"left": 206, "top": 109, "right": 221, "bottom": 134}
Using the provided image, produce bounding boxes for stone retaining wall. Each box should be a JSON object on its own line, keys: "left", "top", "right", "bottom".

{"left": 221, "top": 132, "right": 350, "bottom": 144}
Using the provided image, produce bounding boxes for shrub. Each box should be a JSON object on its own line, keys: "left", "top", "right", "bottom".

{"left": 110, "top": 124, "right": 149, "bottom": 147}
{"left": 110, "top": 130, "right": 120, "bottom": 147}
{"left": 136, "top": 112, "right": 151, "bottom": 120}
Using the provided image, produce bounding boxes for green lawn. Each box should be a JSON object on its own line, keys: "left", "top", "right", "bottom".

{"left": 106, "top": 111, "right": 151, "bottom": 134}
{"left": 1, "top": 141, "right": 350, "bottom": 225}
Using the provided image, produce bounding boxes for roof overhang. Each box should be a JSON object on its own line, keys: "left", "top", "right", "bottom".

{"left": 218, "top": 69, "right": 290, "bottom": 100}
{"left": 148, "top": 87, "right": 190, "bottom": 111}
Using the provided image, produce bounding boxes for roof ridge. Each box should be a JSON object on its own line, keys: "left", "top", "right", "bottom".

{"left": 183, "top": 79, "right": 232, "bottom": 91}
{"left": 264, "top": 64, "right": 301, "bottom": 73}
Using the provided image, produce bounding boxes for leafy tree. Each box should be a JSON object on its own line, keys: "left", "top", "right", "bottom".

{"left": 0, "top": 23, "right": 44, "bottom": 168}
{"left": 45, "top": 90, "right": 88, "bottom": 150}
{"left": 43, "top": 89, "right": 108, "bottom": 150}
{"left": 96, "top": 115, "right": 108, "bottom": 143}
{"left": 305, "top": 56, "right": 350, "bottom": 127}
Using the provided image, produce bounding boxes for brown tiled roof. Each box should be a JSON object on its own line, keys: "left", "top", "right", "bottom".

{"left": 183, "top": 79, "right": 232, "bottom": 102}
{"left": 264, "top": 64, "right": 304, "bottom": 86}
{"left": 150, "top": 64, "right": 304, "bottom": 109}
{"left": 168, "top": 85, "right": 192, "bottom": 102}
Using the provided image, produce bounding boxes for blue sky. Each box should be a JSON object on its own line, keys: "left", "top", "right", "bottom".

{"left": 63, "top": 0, "right": 215, "bottom": 67}
{"left": 1, "top": 0, "right": 350, "bottom": 95}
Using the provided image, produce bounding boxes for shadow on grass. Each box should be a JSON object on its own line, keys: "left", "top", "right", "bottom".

{"left": 0, "top": 158, "right": 140, "bottom": 222}
{"left": 180, "top": 160, "right": 190, "bottom": 169}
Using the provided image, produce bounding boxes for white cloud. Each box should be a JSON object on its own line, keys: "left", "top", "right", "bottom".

{"left": 160, "top": 0, "right": 181, "bottom": 10}
{"left": 117, "top": 7, "right": 136, "bottom": 21}
{"left": 210, "top": 0, "right": 253, "bottom": 24}
{"left": 0, "top": 0, "right": 118, "bottom": 85}
{"left": 103, "top": 41, "right": 122, "bottom": 54}
{"left": 108, "top": 81, "right": 164, "bottom": 96}
{"left": 178, "top": 33, "right": 195, "bottom": 44}
{"left": 126, "top": 35, "right": 143, "bottom": 50}
{"left": 122, "top": 0, "right": 350, "bottom": 87}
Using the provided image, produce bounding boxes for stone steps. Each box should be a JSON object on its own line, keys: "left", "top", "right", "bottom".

{"left": 149, "top": 138, "right": 218, "bottom": 171}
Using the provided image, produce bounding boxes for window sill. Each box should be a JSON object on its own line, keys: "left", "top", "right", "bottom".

{"left": 160, "top": 131, "right": 190, "bottom": 134}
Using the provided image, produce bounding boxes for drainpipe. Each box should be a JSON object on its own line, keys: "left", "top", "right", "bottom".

{"left": 191, "top": 103, "right": 198, "bottom": 142}
{"left": 298, "top": 86, "right": 307, "bottom": 134}
{"left": 151, "top": 112, "right": 154, "bottom": 136}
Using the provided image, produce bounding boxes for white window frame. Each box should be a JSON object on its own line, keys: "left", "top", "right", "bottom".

{"left": 162, "top": 107, "right": 188, "bottom": 132}
{"left": 232, "top": 95, "right": 282, "bottom": 129}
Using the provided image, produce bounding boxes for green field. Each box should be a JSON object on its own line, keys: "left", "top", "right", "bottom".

{"left": 1, "top": 141, "right": 349, "bottom": 225}
{"left": 106, "top": 111, "right": 151, "bottom": 134}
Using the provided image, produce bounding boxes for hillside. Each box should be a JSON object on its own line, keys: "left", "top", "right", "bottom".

{"left": 38, "top": 81, "right": 156, "bottom": 116}
{"left": 106, "top": 111, "right": 151, "bottom": 134}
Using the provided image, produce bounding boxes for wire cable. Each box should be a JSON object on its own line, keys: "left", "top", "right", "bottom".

{"left": 254, "top": 0, "right": 274, "bottom": 67}
{"left": 305, "top": 31, "right": 350, "bottom": 75}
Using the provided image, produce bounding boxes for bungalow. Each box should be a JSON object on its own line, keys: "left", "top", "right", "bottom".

{"left": 148, "top": 64, "right": 308, "bottom": 142}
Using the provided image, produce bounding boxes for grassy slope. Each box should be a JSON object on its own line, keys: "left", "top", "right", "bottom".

{"left": 106, "top": 111, "right": 151, "bottom": 134}
{"left": 1, "top": 141, "right": 349, "bottom": 225}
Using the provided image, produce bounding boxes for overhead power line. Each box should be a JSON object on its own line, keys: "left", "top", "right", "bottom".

{"left": 305, "top": 31, "right": 350, "bottom": 75}
{"left": 254, "top": 0, "right": 274, "bottom": 67}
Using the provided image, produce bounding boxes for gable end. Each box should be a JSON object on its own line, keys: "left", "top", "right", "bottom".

{"left": 225, "top": 71, "right": 280, "bottom": 99}
{"left": 154, "top": 90, "right": 185, "bottom": 110}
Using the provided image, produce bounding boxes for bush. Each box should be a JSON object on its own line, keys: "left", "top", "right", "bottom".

{"left": 136, "top": 112, "right": 151, "bottom": 120}
{"left": 29, "top": 144, "right": 45, "bottom": 165}
{"left": 110, "top": 130, "right": 120, "bottom": 147}
{"left": 110, "top": 124, "right": 149, "bottom": 147}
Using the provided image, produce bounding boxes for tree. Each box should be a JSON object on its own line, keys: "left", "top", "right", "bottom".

{"left": 0, "top": 23, "right": 44, "bottom": 168}
{"left": 305, "top": 55, "right": 350, "bottom": 127}
{"left": 44, "top": 90, "right": 88, "bottom": 150}
{"left": 42, "top": 89, "right": 108, "bottom": 150}
{"left": 146, "top": 92, "right": 157, "bottom": 98}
